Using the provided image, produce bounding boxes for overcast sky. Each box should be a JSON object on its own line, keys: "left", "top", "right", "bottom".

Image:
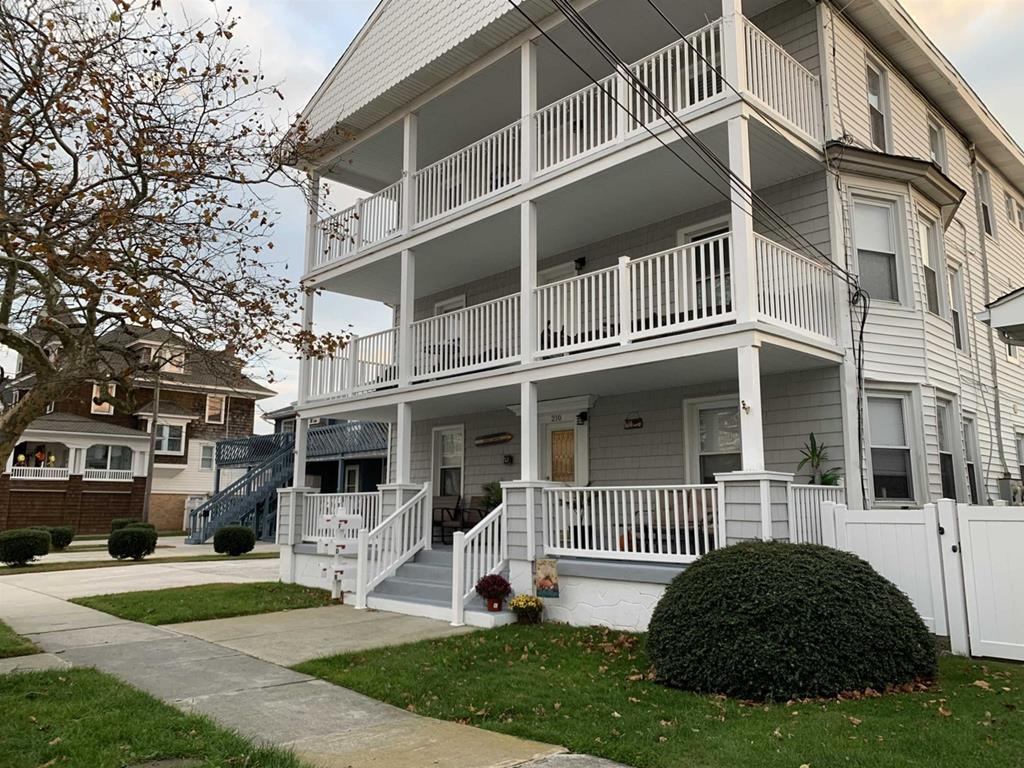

{"left": 13, "top": 1, "right": 1023, "bottom": 429}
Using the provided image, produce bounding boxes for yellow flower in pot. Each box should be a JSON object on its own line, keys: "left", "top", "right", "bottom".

{"left": 509, "top": 594, "right": 544, "bottom": 624}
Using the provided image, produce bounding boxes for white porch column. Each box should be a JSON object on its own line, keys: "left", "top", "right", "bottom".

{"left": 402, "top": 113, "right": 418, "bottom": 232}
{"left": 293, "top": 416, "right": 310, "bottom": 487}
{"left": 737, "top": 344, "right": 765, "bottom": 472}
{"left": 520, "top": 201, "right": 537, "bottom": 363}
{"left": 520, "top": 41, "right": 537, "bottom": 184}
{"left": 727, "top": 115, "right": 757, "bottom": 324}
{"left": 520, "top": 381, "right": 538, "bottom": 482}
{"left": 395, "top": 402, "right": 412, "bottom": 485}
{"left": 721, "top": 0, "right": 748, "bottom": 92}
{"left": 297, "top": 172, "right": 320, "bottom": 408}
{"left": 397, "top": 249, "right": 415, "bottom": 387}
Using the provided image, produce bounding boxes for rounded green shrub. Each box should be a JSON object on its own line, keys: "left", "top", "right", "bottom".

{"left": 44, "top": 526, "right": 75, "bottom": 550}
{"left": 647, "top": 541, "right": 937, "bottom": 700}
{"left": 0, "top": 529, "right": 51, "bottom": 566}
{"left": 124, "top": 521, "right": 156, "bottom": 532}
{"left": 108, "top": 527, "right": 158, "bottom": 561}
{"left": 213, "top": 525, "right": 256, "bottom": 557}
{"left": 110, "top": 518, "right": 142, "bottom": 532}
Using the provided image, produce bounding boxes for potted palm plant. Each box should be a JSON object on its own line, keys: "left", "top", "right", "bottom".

{"left": 797, "top": 433, "right": 842, "bottom": 485}
{"left": 475, "top": 574, "right": 512, "bottom": 612}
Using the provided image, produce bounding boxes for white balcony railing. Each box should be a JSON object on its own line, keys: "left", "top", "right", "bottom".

{"left": 83, "top": 468, "right": 133, "bottom": 482}
{"left": 535, "top": 73, "right": 619, "bottom": 174}
{"left": 411, "top": 293, "right": 521, "bottom": 381}
{"left": 543, "top": 485, "right": 721, "bottom": 563}
{"left": 360, "top": 180, "right": 404, "bottom": 248}
{"left": 10, "top": 466, "right": 70, "bottom": 480}
{"left": 743, "top": 19, "right": 822, "bottom": 142}
{"left": 536, "top": 265, "right": 621, "bottom": 357}
{"left": 303, "top": 491, "right": 382, "bottom": 542}
{"left": 755, "top": 234, "right": 835, "bottom": 341}
{"left": 414, "top": 123, "right": 521, "bottom": 224}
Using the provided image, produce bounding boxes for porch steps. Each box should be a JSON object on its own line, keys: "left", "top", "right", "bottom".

{"left": 365, "top": 547, "right": 513, "bottom": 629}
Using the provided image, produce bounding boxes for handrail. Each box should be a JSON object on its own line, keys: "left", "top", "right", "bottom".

{"left": 355, "top": 483, "right": 432, "bottom": 608}
{"left": 451, "top": 502, "right": 507, "bottom": 626}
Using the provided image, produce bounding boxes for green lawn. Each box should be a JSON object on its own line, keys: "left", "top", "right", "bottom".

{"left": 296, "top": 623, "right": 1024, "bottom": 768}
{"left": 72, "top": 581, "right": 333, "bottom": 624}
{"left": 0, "top": 668, "right": 308, "bottom": 768}
{"left": 0, "top": 619, "right": 39, "bottom": 658}
{"left": 0, "top": 550, "right": 278, "bottom": 575}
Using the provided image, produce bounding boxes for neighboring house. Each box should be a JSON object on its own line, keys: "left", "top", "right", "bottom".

{"left": 2, "top": 327, "right": 275, "bottom": 532}
{"left": 275, "top": 0, "right": 1024, "bottom": 631}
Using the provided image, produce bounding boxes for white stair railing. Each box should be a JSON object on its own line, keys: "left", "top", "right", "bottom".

{"left": 451, "top": 502, "right": 507, "bottom": 626}
{"left": 355, "top": 483, "right": 432, "bottom": 608}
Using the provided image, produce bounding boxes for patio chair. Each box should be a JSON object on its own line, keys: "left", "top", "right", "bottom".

{"left": 432, "top": 495, "right": 462, "bottom": 545}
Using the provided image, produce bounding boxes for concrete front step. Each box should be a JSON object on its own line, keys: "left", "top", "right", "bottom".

{"left": 366, "top": 593, "right": 515, "bottom": 629}
{"left": 372, "top": 576, "right": 451, "bottom": 603}
{"left": 414, "top": 548, "right": 454, "bottom": 566}
{"left": 395, "top": 561, "right": 453, "bottom": 582}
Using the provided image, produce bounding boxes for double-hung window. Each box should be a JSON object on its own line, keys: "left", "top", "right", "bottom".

{"left": 152, "top": 422, "right": 185, "bottom": 455}
{"left": 91, "top": 383, "right": 115, "bottom": 415}
{"left": 854, "top": 199, "right": 901, "bottom": 302}
{"left": 867, "top": 394, "right": 915, "bottom": 502}
{"left": 948, "top": 268, "right": 968, "bottom": 352}
{"left": 696, "top": 404, "right": 742, "bottom": 484}
{"left": 433, "top": 426, "right": 464, "bottom": 496}
{"left": 962, "top": 417, "right": 981, "bottom": 504}
{"left": 1017, "top": 434, "right": 1024, "bottom": 484}
{"left": 200, "top": 444, "right": 215, "bottom": 470}
{"left": 205, "top": 394, "right": 226, "bottom": 424}
{"left": 927, "top": 119, "right": 947, "bottom": 171}
{"left": 919, "top": 215, "right": 944, "bottom": 315}
{"left": 978, "top": 168, "right": 996, "bottom": 237}
{"left": 936, "top": 402, "right": 957, "bottom": 499}
{"left": 866, "top": 61, "right": 890, "bottom": 151}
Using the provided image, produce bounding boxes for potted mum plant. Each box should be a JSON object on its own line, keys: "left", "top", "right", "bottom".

{"left": 475, "top": 573, "right": 512, "bottom": 612}
{"left": 509, "top": 594, "right": 544, "bottom": 624}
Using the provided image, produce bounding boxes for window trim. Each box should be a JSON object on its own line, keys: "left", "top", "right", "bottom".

{"left": 199, "top": 442, "right": 215, "bottom": 471}
{"left": 948, "top": 266, "right": 969, "bottom": 355}
{"left": 977, "top": 166, "right": 997, "bottom": 238}
{"left": 927, "top": 117, "right": 947, "bottom": 172}
{"left": 144, "top": 419, "right": 187, "bottom": 456}
{"left": 344, "top": 464, "right": 360, "bottom": 493}
{"left": 865, "top": 58, "right": 891, "bottom": 152}
{"left": 918, "top": 210, "right": 947, "bottom": 317}
{"left": 850, "top": 193, "right": 909, "bottom": 307}
{"left": 430, "top": 424, "right": 465, "bottom": 498}
{"left": 962, "top": 415, "right": 982, "bottom": 504}
{"left": 936, "top": 397, "right": 965, "bottom": 502}
{"left": 91, "top": 383, "right": 116, "bottom": 416}
{"left": 205, "top": 394, "right": 226, "bottom": 424}
{"left": 865, "top": 388, "right": 922, "bottom": 506}
{"left": 433, "top": 295, "right": 466, "bottom": 316}
{"left": 683, "top": 394, "right": 742, "bottom": 484}
{"left": 85, "top": 444, "right": 134, "bottom": 474}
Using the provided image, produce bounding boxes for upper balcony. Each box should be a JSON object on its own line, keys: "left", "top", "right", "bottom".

{"left": 307, "top": 11, "right": 822, "bottom": 276}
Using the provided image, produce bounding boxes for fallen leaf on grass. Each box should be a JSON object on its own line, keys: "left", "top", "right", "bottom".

{"left": 938, "top": 705, "right": 952, "bottom": 717}
{"left": 973, "top": 680, "right": 992, "bottom": 691}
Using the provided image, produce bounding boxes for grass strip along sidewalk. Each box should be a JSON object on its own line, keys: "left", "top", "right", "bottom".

{"left": 0, "top": 550, "right": 278, "bottom": 576}
{"left": 0, "top": 668, "right": 308, "bottom": 768}
{"left": 72, "top": 582, "right": 332, "bottom": 625}
{"left": 0, "top": 619, "right": 39, "bottom": 658}
{"left": 296, "top": 623, "right": 1024, "bottom": 768}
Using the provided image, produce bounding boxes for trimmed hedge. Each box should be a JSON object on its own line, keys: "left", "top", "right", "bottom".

{"left": 110, "top": 518, "right": 143, "bottom": 532}
{"left": 124, "top": 522, "right": 156, "bottom": 532}
{"left": 213, "top": 526, "right": 256, "bottom": 557}
{"left": 647, "top": 541, "right": 937, "bottom": 700}
{"left": 0, "top": 529, "right": 51, "bottom": 567}
{"left": 32, "top": 526, "right": 75, "bottom": 550}
{"left": 108, "top": 527, "right": 158, "bottom": 561}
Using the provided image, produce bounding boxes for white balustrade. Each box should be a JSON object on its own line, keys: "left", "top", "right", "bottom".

{"left": 411, "top": 294, "right": 520, "bottom": 380}
{"left": 360, "top": 180, "right": 404, "bottom": 248}
{"left": 307, "top": 351, "right": 351, "bottom": 401}
{"left": 10, "top": 466, "right": 70, "bottom": 480}
{"left": 535, "top": 266, "right": 621, "bottom": 356}
{"left": 303, "top": 492, "right": 381, "bottom": 542}
{"left": 743, "top": 19, "right": 822, "bottom": 142}
{"left": 451, "top": 502, "right": 507, "bottom": 626}
{"left": 543, "top": 485, "right": 719, "bottom": 563}
{"left": 627, "top": 20, "right": 724, "bottom": 130}
{"left": 83, "top": 469, "right": 133, "bottom": 482}
{"left": 414, "top": 123, "right": 521, "bottom": 224}
{"left": 314, "top": 205, "right": 359, "bottom": 267}
{"left": 755, "top": 235, "right": 835, "bottom": 340}
{"left": 350, "top": 328, "right": 399, "bottom": 392}
{"left": 535, "top": 74, "right": 618, "bottom": 174}
{"left": 789, "top": 484, "right": 847, "bottom": 544}
{"left": 628, "top": 234, "right": 734, "bottom": 341}
{"left": 355, "top": 484, "right": 432, "bottom": 608}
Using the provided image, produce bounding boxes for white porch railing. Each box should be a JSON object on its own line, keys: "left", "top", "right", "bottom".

{"left": 743, "top": 19, "right": 822, "bottom": 142}
{"left": 451, "top": 502, "right": 507, "bottom": 626}
{"left": 303, "top": 492, "right": 382, "bottom": 542}
{"left": 535, "top": 265, "right": 621, "bottom": 356}
{"left": 355, "top": 483, "right": 432, "bottom": 608}
{"left": 314, "top": 206, "right": 360, "bottom": 268}
{"left": 414, "top": 122, "right": 521, "bottom": 224}
{"left": 542, "top": 485, "right": 720, "bottom": 563}
{"left": 10, "top": 466, "right": 70, "bottom": 480}
{"left": 83, "top": 469, "right": 133, "bottom": 482}
{"left": 626, "top": 19, "right": 724, "bottom": 130}
{"left": 360, "top": 180, "right": 404, "bottom": 248}
{"left": 306, "top": 329, "right": 398, "bottom": 401}
{"left": 789, "top": 484, "right": 847, "bottom": 544}
{"left": 755, "top": 235, "right": 836, "bottom": 341}
{"left": 411, "top": 293, "right": 521, "bottom": 380}
{"left": 535, "top": 74, "right": 618, "bottom": 173}
{"left": 307, "top": 350, "right": 351, "bottom": 401}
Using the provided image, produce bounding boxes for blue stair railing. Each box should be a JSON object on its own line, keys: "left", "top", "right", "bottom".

{"left": 186, "top": 446, "right": 294, "bottom": 544}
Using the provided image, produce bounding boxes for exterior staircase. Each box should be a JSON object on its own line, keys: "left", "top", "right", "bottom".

{"left": 365, "top": 547, "right": 514, "bottom": 628}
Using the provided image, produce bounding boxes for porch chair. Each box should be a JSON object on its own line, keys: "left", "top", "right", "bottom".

{"left": 432, "top": 495, "right": 462, "bottom": 545}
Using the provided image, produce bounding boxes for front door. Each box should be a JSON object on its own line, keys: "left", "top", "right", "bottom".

{"left": 549, "top": 427, "right": 576, "bottom": 483}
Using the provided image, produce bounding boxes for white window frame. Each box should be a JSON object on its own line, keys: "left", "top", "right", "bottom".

{"left": 45, "top": 401, "right": 55, "bottom": 415}
{"left": 918, "top": 210, "right": 946, "bottom": 317}
{"left": 431, "top": 424, "right": 465, "bottom": 498}
{"left": 936, "top": 398, "right": 964, "bottom": 501}
{"left": 145, "top": 419, "right": 186, "bottom": 456}
{"left": 205, "top": 394, "right": 226, "bottom": 424}
{"left": 850, "top": 194, "right": 909, "bottom": 307}
{"left": 865, "top": 58, "right": 891, "bottom": 152}
{"left": 962, "top": 416, "right": 982, "bottom": 504}
{"left": 927, "top": 118, "right": 947, "bottom": 172}
{"left": 1016, "top": 432, "right": 1024, "bottom": 485}
{"left": 344, "top": 464, "right": 360, "bottom": 493}
{"left": 433, "top": 295, "right": 466, "bottom": 316}
{"left": 199, "top": 443, "right": 215, "bottom": 471}
{"left": 158, "top": 347, "right": 186, "bottom": 374}
{"left": 865, "top": 389, "right": 922, "bottom": 506}
{"left": 683, "top": 395, "right": 742, "bottom": 484}
{"left": 84, "top": 444, "right": 134, "bottom": 475}
{"left": 91, "top": 383, "right": 115, "bottom": 416}
{"left": 1017, "top": 202, "right": 1024, "bottom": 233}
{"left": 948, "top": 267, "right": 969, "bottom": 355}
{"left": 977, "top": 167, "right": 996, "bottom": 238}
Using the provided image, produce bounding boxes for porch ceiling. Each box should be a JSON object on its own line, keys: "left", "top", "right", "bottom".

{"left": 321, "top": 119, "right": 822, "bottom": 304}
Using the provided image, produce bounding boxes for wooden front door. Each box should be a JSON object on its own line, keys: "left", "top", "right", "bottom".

{"left": 549, "top": 428, "right": 576, "bottom": 483}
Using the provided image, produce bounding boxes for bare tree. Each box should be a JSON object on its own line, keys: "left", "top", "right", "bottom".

{"left": 0, "top": 0, "right": 340, "bottom": 457}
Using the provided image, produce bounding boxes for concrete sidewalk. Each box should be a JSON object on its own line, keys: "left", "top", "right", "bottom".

{"left": 0, "top": 579, "right": 626, "bottom": 768}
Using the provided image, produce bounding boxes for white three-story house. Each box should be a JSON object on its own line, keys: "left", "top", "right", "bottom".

{"left": 276, "top": 0, "right": 1024, "bottom": 631}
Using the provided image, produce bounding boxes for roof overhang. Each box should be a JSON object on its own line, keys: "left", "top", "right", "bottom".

{"left": 978, "top": 288, "right": 1024, "bottom": 346}
{"left": 825, "top": 142, "right": 965, "bottom": 227}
